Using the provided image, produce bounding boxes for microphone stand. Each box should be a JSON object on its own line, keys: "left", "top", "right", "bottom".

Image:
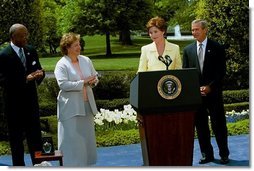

{"left": 158, "top": 55, "right": 172, "bottom": 70}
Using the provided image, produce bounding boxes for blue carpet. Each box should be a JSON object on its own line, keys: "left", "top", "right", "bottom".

{"left": 0, "top": 135, "right": 249, "bottom": 167}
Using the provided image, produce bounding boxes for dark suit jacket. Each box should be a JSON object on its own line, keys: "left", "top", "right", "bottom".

{"left": 182, "top": 39, "right": 226, "bottom": 103}
{"left": 0, "top": 44, "right": 45, "bottom": 117}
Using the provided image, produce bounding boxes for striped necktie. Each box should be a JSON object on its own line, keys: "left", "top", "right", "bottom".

{"left": 19, "top": 48, "right": 26, "bottom": 68}
{"left": 198, "top": 43, "right": 204, "bottom": 73}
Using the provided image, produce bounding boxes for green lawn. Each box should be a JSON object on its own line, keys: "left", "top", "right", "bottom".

{"left": 40, "top": 35, "right": 193, "bottom": 72}
{"left": 40, "top": 56, "right": 140, "bottom": 71}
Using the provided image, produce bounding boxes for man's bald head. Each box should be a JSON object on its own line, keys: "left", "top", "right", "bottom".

{"left": 9, "top": 23, "right": 29, "bottom": 47}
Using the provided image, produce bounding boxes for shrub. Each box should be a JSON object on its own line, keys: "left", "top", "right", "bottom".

{"left": 37, "top": 78, "right": 59, "bottom": 103}
{"left": 0, "top": 141, "right": 11, "bottom": 155}
{"left": 227, "top": 119, "right": 249, "bottom": 136}
{"left": 223, "top": 89, "right": 249, "bottom": 104}
{"left": 224, "top": 102, "right": 249, "bottom": 112}
{"left": 96, "top": 129, "right": 140, "bottom": 147}
{"left": 39, "top": 102, "right": 57, "bottom": 117}
{"left": 96, "top": 98, "right": 129, "bottom": 111}
{"left": 0, "top": 73, "right": 249, "bottom": 139}
{"left": 0, "top": 117, "right": 249, "bottom": 155}
{"left": 93, "top": 71, "right": 136, "bottom": 100}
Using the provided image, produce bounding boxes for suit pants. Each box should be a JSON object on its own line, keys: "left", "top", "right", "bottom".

{"left": 195, "top": 101, "right": 230, "bottom": 158}
{"left": 6, "top": 110, "right": 42, "bottom": 166}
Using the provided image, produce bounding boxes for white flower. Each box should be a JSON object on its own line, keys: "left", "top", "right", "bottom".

{"left": 94, "top": 104, "right": 137, "bottom": 128}
{"left": 34, "top": 161, "right": 52, "bottom": 166}
{"left": 225, "top": 109, "right": 249, "bottom": 123}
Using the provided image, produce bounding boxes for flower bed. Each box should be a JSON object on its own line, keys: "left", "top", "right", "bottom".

{"left": 94, "top": 104, "right": 249, "bottom": 128}
{"left": 226, "top": 110, "right": 249, "bottom": 123}
{"left": 94, "top": 104, "right": 137, "bottom": 131}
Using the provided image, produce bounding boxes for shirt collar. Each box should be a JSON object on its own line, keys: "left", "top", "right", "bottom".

{"left": 11, "top": 41, "right": 22, "bottom": 55}
{"left": 197, "top": 37, "right": 208, "bottom": 48}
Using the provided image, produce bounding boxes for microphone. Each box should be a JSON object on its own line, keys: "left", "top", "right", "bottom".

{"left": 158, "top": 55, "right": 172, "bottom": 70}
{"left": 158, "top": 55, "right": 166, "bottom": 64}
{"left": 165, "top": 55, "right": 172, "bottom": 66}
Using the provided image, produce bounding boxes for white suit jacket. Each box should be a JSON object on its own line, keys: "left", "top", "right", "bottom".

{"left": 54, "top": 55, "right": 98, "bottom": 121}
{"left": 137, "top": 39, "right": 182, "bottom": 72}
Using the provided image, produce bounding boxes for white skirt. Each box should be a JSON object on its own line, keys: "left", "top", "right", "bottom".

{"left": 58, "top": 102, "right": 97, "bottom": 166}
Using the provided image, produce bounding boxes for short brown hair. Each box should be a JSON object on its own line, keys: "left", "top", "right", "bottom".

{"left": 60, "top": 32, "right": 80, "bottom": 55}
{"left": 146, "top": 16, "right": 167, "bottom": 33}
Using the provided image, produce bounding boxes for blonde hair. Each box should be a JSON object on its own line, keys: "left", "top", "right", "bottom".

{"left": 60, "top": 32, "right": 80, "bottom": 55}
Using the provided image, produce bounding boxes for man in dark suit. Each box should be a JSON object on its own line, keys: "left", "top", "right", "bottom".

{"left": 0, "top": 23, "right": 45, "bottom": 166}
{"left": 182, "top": 19, "right": 229, "bottom": 164}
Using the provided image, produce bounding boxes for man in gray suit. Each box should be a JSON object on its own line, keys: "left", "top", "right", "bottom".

{"left": 182, "top": 19, "right": 229, "bottom": 164}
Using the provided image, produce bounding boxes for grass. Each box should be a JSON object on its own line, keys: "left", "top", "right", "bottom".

{"left": 40, "top": 55, "right": 140, "bottom": 72}
{"left": 39, "top": 35, "right": 193, "bottom": 72}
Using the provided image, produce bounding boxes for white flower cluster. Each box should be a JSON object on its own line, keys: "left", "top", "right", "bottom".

{"left": 34, "top": 161, "right": 52, "bottom": 166}
{"left": 225, "top": 109, "right": 249, "bottom": 123}
{"left": 94, "top": 104, "right": 137, "bottom": 126}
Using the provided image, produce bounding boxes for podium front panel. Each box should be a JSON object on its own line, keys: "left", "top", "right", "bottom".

{"left": 130, "top": 69, "right": 201, "bottom": 114}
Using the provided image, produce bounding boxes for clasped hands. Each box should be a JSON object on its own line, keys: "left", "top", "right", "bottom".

{"left": 26, "top": 69, "right": 44, "bottom": 81}
{"left": 200, "top": 85, "right": 211, "bottom": 96}
{"left": 83, "top": 75, "right": 98, "bottom": 88}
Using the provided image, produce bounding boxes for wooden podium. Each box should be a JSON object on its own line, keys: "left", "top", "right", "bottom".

{"left": 130, "top": 69, "right": 201, "bottom": 166}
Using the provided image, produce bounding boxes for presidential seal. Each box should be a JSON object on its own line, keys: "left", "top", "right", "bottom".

{"left": 157, "top": 75, "right": 182, "bottom": 100}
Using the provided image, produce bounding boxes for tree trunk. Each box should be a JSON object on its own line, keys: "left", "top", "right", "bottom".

{"left": 119, "top": 30, "right": 132, "bottom": 45}
{"left": 105, "top": 31, "right": 112, "bottom": 56}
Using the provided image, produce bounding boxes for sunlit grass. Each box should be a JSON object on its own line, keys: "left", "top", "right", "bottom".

{"left": 39, "top": 35, "right": 193, "bottom": 72}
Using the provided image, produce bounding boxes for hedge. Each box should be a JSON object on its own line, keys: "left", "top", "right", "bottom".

{"left": 0, "top": 72, "right": 249, "bottom": 140}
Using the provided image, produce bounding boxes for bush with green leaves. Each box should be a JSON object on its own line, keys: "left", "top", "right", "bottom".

{"left": 224, "top": 102, "right": 249, "bottom": 112}
{"left": 202, "top": 0, "right": 249, "bottom": 90}
{"left": 96, "top": 98, "right": 129, "bottom": 111}
{"left": 0, "top": 118, "right": 249, "bottom": 155}
{"left": 0, "top": 73, "right": 249, "bottom": 140}
{"left": 223, "top": 89, "right": 249, "bottom": 104}
{"left": 227, "top": 119, "right": 249, "bottom": 136}
{"left": 93, "top": 71, "right": 136, "bottom": 100}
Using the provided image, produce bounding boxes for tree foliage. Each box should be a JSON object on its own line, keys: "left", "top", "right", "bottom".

{"left": 167, "top": 0, "right": 197, "bottom": 31}
{"left": 72, "top": 0, "right": 154, "bottom": 45}
{"left": 56, "top": 0, "right": 154, "bottom": 56}
{"left": 154, "top": 0, "right": 187, "bottom": 22}
{"left": 41, "top": 0, "right": 61, "bottom": 54}
{"left": 200, "top": 0, "right": 249, "bottom": 89}
{"left": 0, "top": 0, "right": 44, "bottom": 50}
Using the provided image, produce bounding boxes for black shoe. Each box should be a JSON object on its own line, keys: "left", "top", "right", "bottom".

{"left": 220, "top": 157, "right": 229, "bottom": 164}
{"left": 199, "top": 156, "right": 214, "bottom": 164}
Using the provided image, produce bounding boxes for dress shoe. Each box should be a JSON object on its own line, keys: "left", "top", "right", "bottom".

{"left": 199, "top": 156, "right": 214, "bottom": 164}
{"left": 220, "top": 157, "right": 229, "bottom": 164}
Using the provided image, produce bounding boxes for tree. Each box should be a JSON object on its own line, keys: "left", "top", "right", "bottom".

{"left": 0, "top": 0, "right": 44, "bottom": 50}
{"left": 167, "top": 0, "right": 198, "bottom": 31}
{"left": 154, "top": 0, "right": 187, "bottom": 22}
{"left": 56, "top": 0, "right": 154, "bottom": 56}
{"left": 114, "top": 0, "right": 154, "bottom": 45}
{"left": 73, "top": 0, "right": 119, "bottom": 56}
{"left": 200, "top": 0, "right": 249, "bottom": 89}
{"left": 42, "top": 0, "right": 61, "bottom": 54}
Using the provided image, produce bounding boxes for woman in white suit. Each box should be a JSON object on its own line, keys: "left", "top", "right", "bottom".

{"left": 54, "top": 32, "right": 98, "bottom": 166}
{"left": 138, "top": 16, "right": 182, "bottom": 72}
